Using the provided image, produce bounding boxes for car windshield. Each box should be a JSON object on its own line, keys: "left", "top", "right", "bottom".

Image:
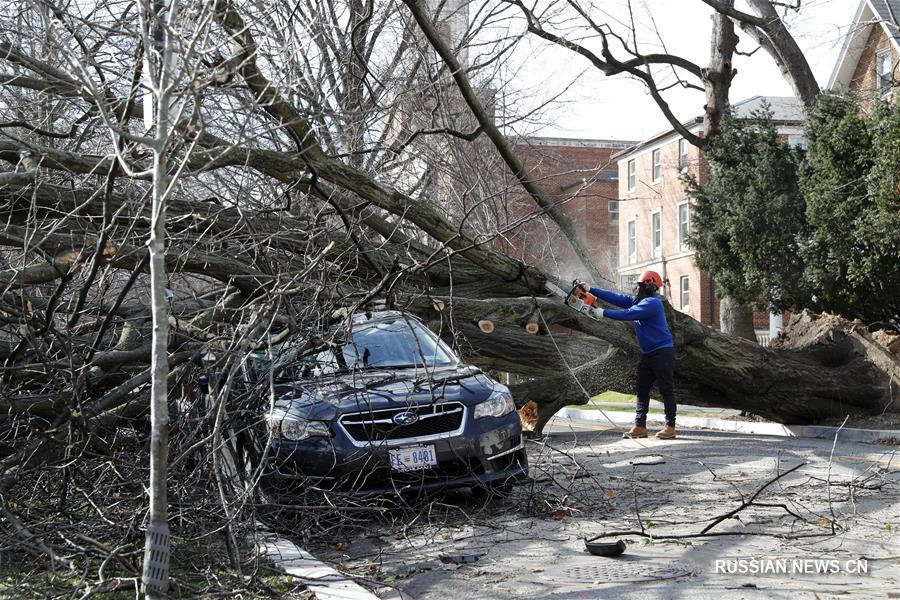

{"left": 259, "top": 317, "right": 457, "bottom": 378}
{"left": 339, "top": 319, "right": 455, "bottom": 369}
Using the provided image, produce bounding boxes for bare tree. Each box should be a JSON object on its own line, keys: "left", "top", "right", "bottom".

{"left": 138, "top": 0, "right": 178, "bottom": 594}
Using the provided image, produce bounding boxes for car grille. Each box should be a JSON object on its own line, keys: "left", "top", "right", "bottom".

{"left": 339, "top": 402, "right": 465, "bottom": 443}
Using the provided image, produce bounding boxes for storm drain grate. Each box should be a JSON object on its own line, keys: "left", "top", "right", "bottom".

{"left": 547, "top": 559, "right": 693, "bottom": 583}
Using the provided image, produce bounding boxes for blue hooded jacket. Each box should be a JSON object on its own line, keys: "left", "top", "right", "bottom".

{"left": 589, "top": 287, "right": 674, "bottom": 355}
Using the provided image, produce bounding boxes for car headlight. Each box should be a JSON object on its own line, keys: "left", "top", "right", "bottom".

{"left": 474, "top": 388, "right": 515, "bottom": 420}
{"left": 266, "top": 414, "right": 330, "bottom": 441}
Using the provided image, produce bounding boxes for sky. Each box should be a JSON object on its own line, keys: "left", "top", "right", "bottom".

{"left": 498, "top": 0, "right": 860, "bottom": 141}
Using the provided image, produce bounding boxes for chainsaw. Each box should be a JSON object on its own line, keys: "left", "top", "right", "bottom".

{"left": 545, "top": 280, "right": 604, "bottom": 320}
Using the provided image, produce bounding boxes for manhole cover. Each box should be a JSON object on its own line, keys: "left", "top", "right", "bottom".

{"left": 546, "top": 558, "right": 693, "bottom": 583}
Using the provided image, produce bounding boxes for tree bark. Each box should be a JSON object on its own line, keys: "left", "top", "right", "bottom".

{"left": 703, "top": 0, "right": 738, "bottom": 141}
{"left": 509, "top": 346, "right": 636, "bottom": 434}
{"left": 719, "top": 295, "right": 757, "bottom": 342}
{"left": 432, "top": 321, "right": 605, "bottom": 377}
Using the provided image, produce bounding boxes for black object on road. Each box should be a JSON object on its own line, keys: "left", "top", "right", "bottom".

{"left": 439, "top": 553, "right": 484, "bottom": 564}
{"left": 584, "top": 539, "right": 626, "bottom": 557}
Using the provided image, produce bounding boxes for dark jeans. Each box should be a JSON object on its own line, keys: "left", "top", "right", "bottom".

{"left": 635, "top": 346, "right": 676, "bottom": 427}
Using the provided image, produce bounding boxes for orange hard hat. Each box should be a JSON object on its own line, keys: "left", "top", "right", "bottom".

{"left": 638, "top": 270, "right": 663, "bottom": 288}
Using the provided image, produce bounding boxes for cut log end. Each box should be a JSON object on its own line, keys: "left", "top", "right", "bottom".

{"left": 518, "top": 401, "right": 538, "bottom": 432}
{"left": 523, "top": 309, "right": 540, "bottom": 335}
{"left": 478, "top": 319, "right": 495, "bottom": 334}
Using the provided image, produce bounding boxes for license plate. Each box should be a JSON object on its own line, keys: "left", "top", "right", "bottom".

{"left": 388, "top": 445, "right": 437, "bottom": 472}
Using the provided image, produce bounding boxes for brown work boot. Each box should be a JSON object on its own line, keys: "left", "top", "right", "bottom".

{"left": 622, "top": 425, "right": 648, "bottom": 439}
{"left": 655, "top": 426, "right": 676, "bottom": 439}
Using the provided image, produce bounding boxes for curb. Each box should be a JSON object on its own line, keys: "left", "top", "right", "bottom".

{"left": 257, "top": 531, "right": 380, "bottom": 600}
{"left": 558, "top": 407, "right": 900, "bottom": 444}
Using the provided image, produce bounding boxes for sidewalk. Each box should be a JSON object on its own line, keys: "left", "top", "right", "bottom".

{"left": 558, "top": 401, "right": 900, "bottom": 444}
{"left": 258, "top": 531, "right": 380, "bottom": 600}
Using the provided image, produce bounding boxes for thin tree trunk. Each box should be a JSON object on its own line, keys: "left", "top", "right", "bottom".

{"left": 701, "top": 5, "right": 756, "bottom": 344}
{"left": 141, "top": 0, "right": 175, "bottom": 596}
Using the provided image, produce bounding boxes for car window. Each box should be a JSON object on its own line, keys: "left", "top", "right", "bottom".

{"left": 339, "top": 319, "right": 455, "bottom": 370}
{"left": 254, "top": 317, "right": 456, "bottom": 378}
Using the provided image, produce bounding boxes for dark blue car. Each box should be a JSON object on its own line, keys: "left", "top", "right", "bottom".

{"left": 244, "top": 311, "right": 527, "bottom": 500}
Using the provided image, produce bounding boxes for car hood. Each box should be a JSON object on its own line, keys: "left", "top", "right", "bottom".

{"left": 270, "top": 364, "right": 496, "bottom": 420}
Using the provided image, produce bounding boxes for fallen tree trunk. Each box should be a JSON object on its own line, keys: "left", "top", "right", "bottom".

{"left": 428, "top": 321, "right": 605, "bottom": 377}
{"left": 508, "top": 346, "right": 637, "bottom": 433}
{"left": 408, "top": 296, "right": 900, "bottom": 433}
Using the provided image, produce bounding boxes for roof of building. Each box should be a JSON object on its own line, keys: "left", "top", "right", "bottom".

{"left": 828, "top": 0, "right": 900, "bottom": 91}
{"left": 730, "top": 95, "right": 807, "bottom": 121}
{"left": 872, "top": 0, "right": 900, "bottom": 44}
{"left": 611, "top": 95, "right": 806, "bottom": 161}
{"left": 517, "top": 136, "right": 639, "bottom": 149}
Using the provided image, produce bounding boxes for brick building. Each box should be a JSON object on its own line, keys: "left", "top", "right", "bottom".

{"left": 504, "top": 137, "right": 637, "bottom": 283}
{"left": 613, "top": 96, "right": 806, "bottom": 335}
{"left": 828, "top": 0, "right": 900, "bottom": 106}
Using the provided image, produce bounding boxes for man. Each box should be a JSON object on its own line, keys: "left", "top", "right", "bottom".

{"left": 577, "top": 271, "right": 676, "bottom": 439}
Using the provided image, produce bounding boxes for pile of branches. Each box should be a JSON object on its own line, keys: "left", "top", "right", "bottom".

{"left": 0, "top": 0, "right": 525, "bottom": 590}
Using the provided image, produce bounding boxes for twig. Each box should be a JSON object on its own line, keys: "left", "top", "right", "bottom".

{"left": 825, "top": 415, "right": 849, "bottom": 533}
{"left": 699, "top": 462, "right": 805, "bottom": 534}
{"left": 586, "top": 462, "right": 808, "bottom": 542}
{"left": 0, "top": 503, "right": 74, "bottom": 570}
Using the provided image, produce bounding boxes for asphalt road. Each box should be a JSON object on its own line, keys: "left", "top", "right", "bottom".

{"left": 306, "top": 417, "right": 900, "bottom": 600}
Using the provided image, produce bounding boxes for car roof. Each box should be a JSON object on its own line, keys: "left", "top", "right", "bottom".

{"left": 250, "top": 311, "right": 426, "bottom": 360}
{"left": 349, "top": 310, "right": 419, "bottom": 326}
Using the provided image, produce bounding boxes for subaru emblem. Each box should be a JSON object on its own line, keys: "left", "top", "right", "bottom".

{"left": 392, "top": 411, "right": 418, "bottom": 425}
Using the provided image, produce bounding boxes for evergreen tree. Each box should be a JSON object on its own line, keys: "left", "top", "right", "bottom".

{"left": 683, "top": 105, "right": 807, "bottom": 312}
{"left": 799, "top": 96, "right": 900, "bottom": 323}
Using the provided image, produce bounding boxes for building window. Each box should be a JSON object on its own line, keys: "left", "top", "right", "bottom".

{"left": 627, "top": 159, "right": 635, "bottom": 190}
{"left": 678, "top": 139, "right": 689, "bottom": 169}
{"left": 608, "top": 200, "right": 619, "bottom": 224}
{"left": 651, "top": 210, "right": 661, "bottom": 257}
{"left": 600, "top": 170, "right": 618, "bottom": 181}
{"left": 627, "top": 219, "right": 636, "bottom": 264}
{"left": 651, "top": 149, "right": 661, "bottom": 181}
{"left": 677, "top": 201, "right": 690, "bottom": 250}
{"left": 787, "top": 134, "right": 806, "bottom": 149}
{"left": 680, "top": 276, "right": 690, "bottom": 310}
{"left": 876, "top": 50, "right": 892, "bottom": 95}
